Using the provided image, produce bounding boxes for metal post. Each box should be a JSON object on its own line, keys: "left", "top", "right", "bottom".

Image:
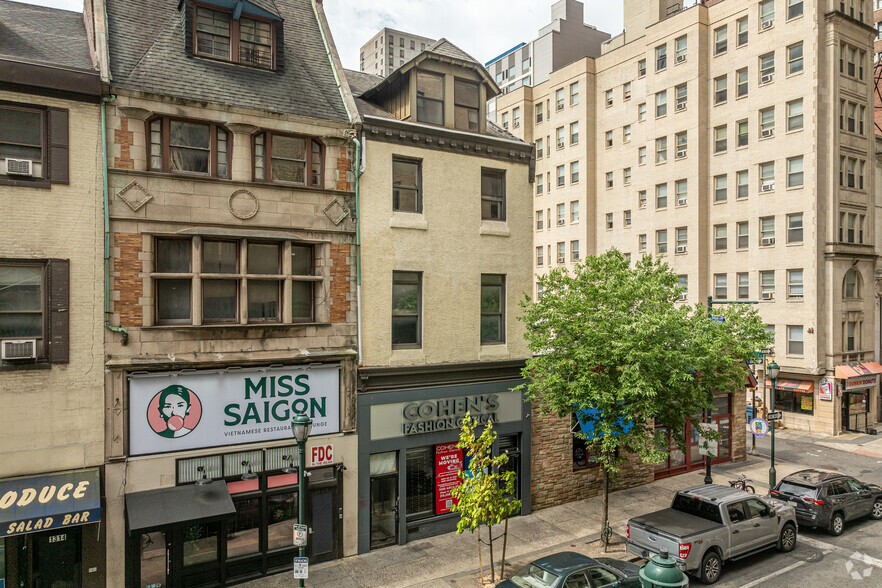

{"left": 298, "top": 440, "right": 306, "bottom": 588}
{"left": 769, "top": 374, "right": 777, "bottom": 488}
{"left": 705, "top": 296, "right": 714, "bottom": 484}
{"left": 750, "top": 402, "right": 757, "bottom": 454}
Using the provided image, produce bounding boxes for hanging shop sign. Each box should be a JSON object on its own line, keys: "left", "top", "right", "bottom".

{"left": 819, "top": 380, "right": 833, "bottom": 401}
{"left": 369, "top": 390, "right": 523, "bottom": 440}
{"left": 129, "top": 365, "right": 340, "bottom": 456}
{"left": 435, "top": 442, "right": 463, "bottom": 515}
{"left": 0, "top": 469, "right": 101, "bottom": 537}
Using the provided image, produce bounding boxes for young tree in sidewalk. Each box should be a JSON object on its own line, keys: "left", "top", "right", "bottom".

{"left": 518, "top": 249, "right": 770, "bottom": 550}
{"left": 451, "top": 413, "right": 521, "bottom": 584}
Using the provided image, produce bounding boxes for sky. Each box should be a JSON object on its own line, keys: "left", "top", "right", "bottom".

{"left": 13, "top": 0, "right": 627, "bottom": 69}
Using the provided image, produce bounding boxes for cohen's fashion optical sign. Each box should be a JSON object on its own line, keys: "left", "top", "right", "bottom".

{"left": 129, "top": 365, "right": 340, "bottom": 456}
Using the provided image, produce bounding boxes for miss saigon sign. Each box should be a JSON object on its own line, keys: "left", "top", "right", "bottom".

{"left": 129, "top": 365, "right": 340, "bottom": 455}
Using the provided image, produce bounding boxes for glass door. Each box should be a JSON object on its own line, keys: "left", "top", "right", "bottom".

{"left": 370, "top": 474, "right": 398, "bottom": 549}
{"left": 139, "top": 531, "right": 167, "bottom": 588}
{"left": 177, "top": 521, "right": 220, "bottom": 587}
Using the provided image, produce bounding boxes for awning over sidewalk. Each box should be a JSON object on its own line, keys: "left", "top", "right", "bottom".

{"left": 764, "top": 378, "right": 814, "bottom": 393}
{"left": 834, "top": 362, "right": 882, "bottom": 379}
{"left": 126, "top": 481, "right": 235, "bottom": 532}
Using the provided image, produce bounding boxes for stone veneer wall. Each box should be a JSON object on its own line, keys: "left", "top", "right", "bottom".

{"left": 113, "top": 232, "right": 143, "bottom": 327}
{"left": 329, "top": 243, "right": 353, "bottom": 323}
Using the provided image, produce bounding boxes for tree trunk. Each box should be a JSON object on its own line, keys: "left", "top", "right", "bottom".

{"left": 500, "top": 518, "right": 509, "bottom": 580}
{"left": 478, "top": 525, "right": 484, "bottom": 584}
{"left": 602, "top": 464, "right": 610, "bottom": 553}
{"left": 488, "top": 523, "right": 496, "bottom": 583}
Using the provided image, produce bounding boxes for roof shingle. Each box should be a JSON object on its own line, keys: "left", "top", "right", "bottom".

{"left": 0, "top": 0, "right": 94, "bottom": 71}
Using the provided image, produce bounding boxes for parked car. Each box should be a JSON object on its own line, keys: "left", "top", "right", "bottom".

{"left": 771, "top": 469, "right": 882, "bottom": 535}
{"left": 627, "top": 484, "right": 797, "bottom": 584}
{"left": 496, "top": 551, "right": 641, "bottom": 588}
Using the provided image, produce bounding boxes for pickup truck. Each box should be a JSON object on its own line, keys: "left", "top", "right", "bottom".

{"left": 626, "top": 484, "right": 797, "bottom": 584}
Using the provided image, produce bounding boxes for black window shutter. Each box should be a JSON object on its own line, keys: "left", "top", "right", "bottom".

{"left": 49, "top": 108, "right": 70, "bottom": 185}
{"left": 275, "top": 21, "right": 284, "bottom": 71}
{"left": 184, "top": 1, "right": 194, "bottom": 57}
{"left": 47, "top": 259, "right": 70, "bottom": 364}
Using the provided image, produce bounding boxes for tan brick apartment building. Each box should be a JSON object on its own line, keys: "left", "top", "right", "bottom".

{"left": 86, "top": 0, "right": 360, "bottom": 584}
{"left": 0, "top": 2, "right": 105, "bottom": 585}
{"left": 498, "top": 0, "right": 880, "bottom": 487}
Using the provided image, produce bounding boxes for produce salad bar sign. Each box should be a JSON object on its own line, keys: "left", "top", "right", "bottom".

{"left": 129, "top": 365, "right": 340, "bottom": 455}
{"left": 0, "top": 469, "right": 100, "bottom": 537}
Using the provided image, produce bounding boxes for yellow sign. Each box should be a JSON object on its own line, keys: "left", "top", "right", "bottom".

{"left": 801, "top": 395, "right": 813, "bottom": 411}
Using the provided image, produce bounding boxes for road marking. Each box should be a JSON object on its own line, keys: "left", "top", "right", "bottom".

{"left": 738, "top": 561, "right": 808, "bottom": 587}
{"left": 799, "top": 535, "right": 882, "bottom": 569}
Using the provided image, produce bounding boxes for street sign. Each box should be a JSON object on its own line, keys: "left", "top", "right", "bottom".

{"left": 293, "top": 557, "right": 309, "bottom": 579}
{"left": 767, "top": 411, "right": 783, "bottom": 421}
{"left": 698, "top": 423, "right": 719, "bottom": 457}
{"left": 293, "top": 524, "right": 308, "bottom": 547}
{"left": 749, "top": 418, "right": 770, "bottom": 437}
{"left": 711, "top": 316, "right": 725, "bottom": 323}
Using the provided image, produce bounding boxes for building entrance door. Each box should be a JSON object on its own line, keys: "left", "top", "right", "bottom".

{"left": 370, "top": 474, "right": 398, "bottom": 549}
{"left": 25, "top": 527, "right": 81, "bottom": 588}
{"left": 138, "top": 530, "right": 167, "bottom": 588}
{"left": 843, "top": 392, "right": 869, "bottom": 432}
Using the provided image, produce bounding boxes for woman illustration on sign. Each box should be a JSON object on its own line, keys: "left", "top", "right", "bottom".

{"left": 156, "top": 385, "right": 196, "bottom": 438}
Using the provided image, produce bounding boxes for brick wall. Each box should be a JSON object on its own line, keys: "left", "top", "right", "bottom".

{"left": 329, "top": 243, "right": 352, "bottom": 323}
{"left": 336, "top": 147, "right": 352, "bottom": 191}
{"left": 114, "top": 233, "right": 143, "bottom": 327}
{"left": 114, "top": 116, "right": 134, "bottom": 170}
{"left": 530, "top": 405, "right": 655, "bottom": 511}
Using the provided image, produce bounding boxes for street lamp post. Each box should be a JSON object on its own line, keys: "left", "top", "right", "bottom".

{"left": 767, "top": 361, "right": 780, "bottom": 489}
{"left": 291, "top": 413, "right": 313, "bottom": 588}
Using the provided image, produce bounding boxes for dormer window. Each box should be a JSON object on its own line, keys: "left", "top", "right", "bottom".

{"left": 194, "top": 4, "right": 274, "bottom": 70}
{"left": 416, "top": 71, "right": 444, "bottom": 125}
{"left": 454, "top": 79, "right": 479, "bottom": 131}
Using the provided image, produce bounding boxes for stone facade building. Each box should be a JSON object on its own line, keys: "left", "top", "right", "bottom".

{"left": 87, "top": 0, "right": 360, "bottom": 584}
{"left": 499, "top": 0, "right": 880, "bottom": 445}
{"left": 0, "top": 1, "right": 105, "bottom": 585}
{"left": 345, "top": 39, "right": 535, "bottom": 552}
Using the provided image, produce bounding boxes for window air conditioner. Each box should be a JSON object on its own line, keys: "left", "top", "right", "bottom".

{"left": 676, "top": 54, "right": 687, "bottom": 63}
{"left": 1, "top": 339, "right": 37, "bottom": 360}
{"left": 557, "top": 140, "right": 565, "bottom": 148}
{"left": 760, "top": 237, "right": 776, "bottom": 246}
{"left": 761, "top": 183, "right": 774, "bottom": 192}
{"left": 676, "top": 102, "right": 687, "bottom": 111}
{"left": 761, "top": 128, "right": 774, "bottom": 138}
{"left": 557, "top": 219, "right": 566, "bottom": 226}
{"left": 676, "top": 245, "right": 687, "bottom": 253}
{"left": 762, "top": 19, "right": 774, "bottom": 30}
{"left": 5, "top": 158, "right": 33, "bottom": 176}
{"left": 557, "top": 256, "right": 566, "bottom": 264}
{"left": 676, "top": 150, "right": 687, "bottom": 158}
{"left": 760, "top": 73, "right": 773, "bottom": 84}
{"left": 789, "top": 293, "right": 804, "bottom": 299}
{"left": 513, "top": 122, "right": 520, "bottom": 128}
{"left": 762, "top": 291, "right": 774, "bottom": 300}
{"left": 679, "top": 293, "right": 688, "bottom": 301}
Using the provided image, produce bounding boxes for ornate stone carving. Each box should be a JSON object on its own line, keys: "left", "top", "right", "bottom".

{"left": 323, "top": 199, "right": 350, "bottom": 226}
{"left": 228, "top": 189, "right": 259, "bottom": 220}
{"left": 116, "top": 181, "right": 153, "bottom": 211}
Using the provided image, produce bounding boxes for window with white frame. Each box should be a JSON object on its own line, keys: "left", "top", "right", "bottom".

{"left": 714, "top": 125, "right": 727, "bottom": 153}
{"left": 570, "top": 82, "right": 580, "bottom": 105}
{"left": 759, "top": 52, "right": 775, "bottom": 81}
{"left": 675, "top": 84, "right": 687, "bottom": 110}
{"left": 787, "top": 99, "right": 803, "bottom": 131}
{"left": 787, "top": 325, "right": 804, "bottom": 355}
{"left": 606, "top": 213, "right": 613, "bottom": 230}
{"left": 787, "top": 213, "right": 803, "bottom": 243}
{"left": 714, "top": 27, "right": 727, "bottom": 55}
{"left": 675, "top": 131, "right": 687, "bottom": 157}
{"left": 656, "top": 230, "right": 667, "bottom": 254}
{"left": 571, "top": 122, "right": 580, "bottom": 145}
{"left": 714, "top": 76, "right": 727, "bottom": 104}
{"left": 512, "top": 107, "right": 520, "bottom": 128}
{"left": 656, "top": 183, "right": 667, "bottom": 208}
{"left": 556, "top": 242, "right": 565, "bottom": 263}
{"left": 557, "top": 165, "right": 566, "bottom": 187}
{"left": 656, "top": 91, "right": 667, "bottom": 117}
{"left": 556, "top": 88, "right": 565, "bottom": 110}
{"left": 535, "top": 103, "right": 543, "bottom": 124}
{"left": 714, "top": 274, "right": 727, "bottom": 299}
{"left": 843, "top": 268, "right": 862, "bottom": 298}
{"left": 656, "top": 137, "right": 667, "bottom": 163}
{"left": 787, "top": 156, "right": 804, "bottom": 187}
{"left": 605, "top": 89, "right": 613, "bottom": 107}
{"left": 638, "top": 146, "right": 647, "bottom": 165}
{"left": 737, "top": 273, "right": 749, "bottom": 299}
{"left": 675, "top": 179, "right": 687, "bottom": 205}
{"left": 624, "top": 125, "right": 632, "bottom": 142}
{"left": 737, "top": 221, "right": 749, "bottom": 249}
{"left": 761, "top": 270, "right": 775, "bottom": 298}
{"left": 760, "top": 216, "right": 775, "bottom": 242}
{"left": 788, "top": 43, "right": 803, "bottom": 75}
{"left": 676, "top": 36, "right": 687, "bottom": 61}
{"left": 714, "top": 175, "right": 727, "bottom": 202}
{"left": 571, "top": 161, "right": 580, "bottom": 183}
{"left": 623, "top": 209, "right": 631, "bottom": 227}
{"left": 676, "top": 227, "right": 688, "bottom": 250}
{"left": 737, "top": 170, "right": 749, "bottom": 199}
{"left": 536, "top": 138, "right": 543, "bottom": 159}
{"left": 760, "top": 0, "right": 775, "bottom": 27}
{"left": 678, "top": 275, "right": 688, "bottom": 299}
{"left": 556, "top": 127, "right": 565, "bottom": 149}
{"left": 639, "top": 233, "right": 647, "bottom": 251}
{"left": 605, "top": 130, "right": 613, "bottom": 148}
{"left": 737, "top": 120, "right": 748, "bottom": 147}
{"left": 536, "top": 246, "right": 543, "bottom": 266}
{"left": 638, "top": 103, "right": 647, "bottom": 121}
{"left": 624, "top": 82, "right": 632, "bottom": 100}
{"left": 760, "top": 162, "right": 775, "bottom": 189}
{"left": 570, "top": 201, "right": 580, "bottom": 222}
{"left": 638, "top": 190, "right": 647, "bottom": 208}
{"left": 736, "top": 68, "right": 748, "bottom": 98}
{"left": 623, "top": 167, "right": 631, "bottom": 185}
{"left": 536, "top": 173, "right": 543, "bottom": 195}
{"left": 714, "top": 224, "right": 727, "bottom": 251}
{"left": 760, "top": 106, "right": 775, "bottom": 136}
{"left": 638, "top": 59, "right": 646, "bottom": 77}
{"left": 571, "top": 240, "right": 580, "bottom": 261}
{"left": 737, "top": 17, "right": 749, "bottom": 46}
{"left": 788, "top": 0, "right": 803, "bottom": 19}
{"left": 656, "top": 44, "right": 667, "bottom": 71}
{"left": 788, "top": 269, "right": 803, "bottom": 299}
{"left": 536, "top": 210, "right": 543, "bottom": 230}
{"left": 605, "top": 171, "right": 613, "bottom": 188}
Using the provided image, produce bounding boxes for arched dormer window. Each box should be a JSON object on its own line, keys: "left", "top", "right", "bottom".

{"left": 193, "top": 2, "right": 279, "bottom": 70}
{"left": 843, "top": 268, "right": 862, "bottom": 299}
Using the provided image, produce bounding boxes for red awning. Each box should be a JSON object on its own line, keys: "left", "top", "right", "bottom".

{"left": 764, "top": 378, "right": 813, "bottom": 393}
{"left": 744, "top": 362, "right": 757, "bottom": 389}
{"left": 834, "top": 362, "right": 882, "bottom": 379}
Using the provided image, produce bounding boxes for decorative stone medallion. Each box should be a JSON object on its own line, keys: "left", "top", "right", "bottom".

{"left": 323, "top": 198, "right": 350, "bottom": 226}
{"left": 116, "top": 180, "right": 153, "bottom": 211}
{"left": 228, "top": 189, "right": 259, "bottom": 220}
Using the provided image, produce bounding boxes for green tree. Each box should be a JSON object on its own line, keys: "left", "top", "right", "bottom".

{"left": 518, "top": 250, "right": 770, "bottom": 549}
{"left": 451, "top": 413, "right": 521, "bottom": 584}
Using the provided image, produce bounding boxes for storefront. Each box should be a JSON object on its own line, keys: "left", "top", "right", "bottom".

{"left": 835, "top": 362, "right": 882, "bottom": 433}
{"left": 121, "top": 364, "right": 354, "bottom": 586}
{"left": 654, "top": 395, "right": 734, "bottom": 479}
{"left": 356, "top": 363, "right": 531, "bottom": 553}
{"left": 0, "top": 468, "right": 104, "bottom": 588}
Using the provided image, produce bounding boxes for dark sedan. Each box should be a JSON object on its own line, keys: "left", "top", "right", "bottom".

{"left": 771, "top": 469, "right": 882, "bottom": 535}
{"left": 496, "top": 551, "right": 641, "bottom": 588}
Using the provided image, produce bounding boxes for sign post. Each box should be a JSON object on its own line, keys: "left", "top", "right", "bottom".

{"left": 293, "top": 524, "right": 308, "bottom": 548}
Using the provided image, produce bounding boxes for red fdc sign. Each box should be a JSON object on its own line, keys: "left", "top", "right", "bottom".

{"left": 310, "top": 444, "right": 334, "bottom": 466}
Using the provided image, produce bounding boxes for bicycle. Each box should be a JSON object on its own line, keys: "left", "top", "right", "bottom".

{"left": 728, "top": 474, "right": 756, "bottom": 494}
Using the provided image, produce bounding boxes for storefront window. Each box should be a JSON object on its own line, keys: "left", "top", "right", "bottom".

{"left": 183, "top": 522, "right": 218, "bottom": 566}
{"left": 776, "top": 389, "right": 814, "bottom": 414}
{"left": 405, "top": 447, "right": 434, "bottom": 521}
{"left": 498, "top": 434, "right": 520, "bottom": 499}
{"left": 267, "top": 492, "right": 298, "bottom": 551}
{"left": 573, "top": 435, "right": 602, "bottom": 470}
{"left": 227, "top": 497, "right": 261, "bottom": 558}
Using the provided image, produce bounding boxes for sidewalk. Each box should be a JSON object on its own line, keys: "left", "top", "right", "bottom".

{"left": 243, "top": 456, "right": 789, "bottom": 588}
{"left": 769, "top": 427, "right": 882, "bottom": 459}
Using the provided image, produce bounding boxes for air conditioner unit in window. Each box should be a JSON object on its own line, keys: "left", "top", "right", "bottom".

{"left": 789, "top": 293, "right": 804, "bottom": 299}
{"left": 676, "top": 102, "right": 687, "bottom": 111}
{"left": 676, "top": 245, "right": 687, "bottom": 253}
{"left": 762, "top": 291, "right": 775, "bottom": 300}
{"left": 557, "top": 140, "right": 565, "bottom": 148}
{"left": 761, "top": 128, "right": 774, "bottom": 138}
{"left": 513, "top": 122, "right": 520, "bottom": 128}
{"left": 1, "top": 339, "right": 37, "bottom": 360}
{"left": 557, "top": 219, "right": 566, "bottom": 226}
{"left": 676, "top": 150, "right": 687, "bottom": 159}
{"left": 762, "top": 19, "right": 774, "bottom": 29}
{"left": 5, "top": 158, "right": 33, "bottom": 176}
{"left": 760, "top": 237, "right": 776, "bottom": 246}
{"left": 761, "top": 182, "right": 775, "bottom": 192}
{"left": 679, "top": 293, "right": 688, "bottom": 301}
{"left": 676, "top": 54, "right": 687, "bottom": 63}
{"left": 760, "top": 73, "right": 774, "bottom": 84}
{"left": 557, "top": 256, "right": 566, "bottom": 263}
